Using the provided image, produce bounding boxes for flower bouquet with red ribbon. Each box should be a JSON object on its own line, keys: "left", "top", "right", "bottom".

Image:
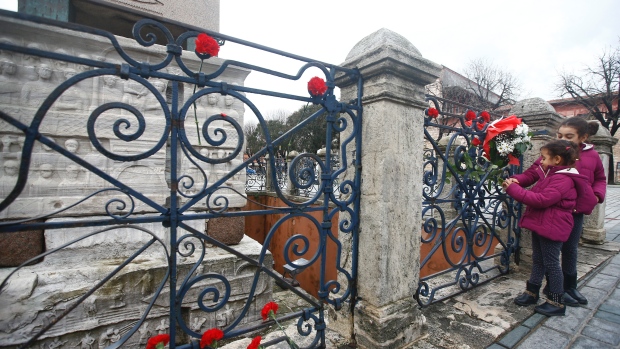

{"left": 466, "top": 114, "right": 532, "bottom": 186}
{"left": 480, "top": 115, "right": 532, "bottom": 168}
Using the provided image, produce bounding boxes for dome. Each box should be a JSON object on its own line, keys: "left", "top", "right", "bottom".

{"left": 512, "top": 97, "right": 556, "bottom": 115}
{"left": 345, "top": 28, "right": 421, "bottom": 61}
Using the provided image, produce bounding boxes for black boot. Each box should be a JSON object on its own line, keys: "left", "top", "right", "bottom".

{"left": 564, "top": 273, "right": 588, "bottom": 305}
{"left": 535, "top": 291, "right": 565, "bottom": 316}
{"left": 545, "top": 273, "right": 579, "bottom": 306}
{"left": 543, "top": 274, "right": 588, "bottom": 307}
{"left": 563, "top": 291, "right": 580, "bottom": 307}
{"left": 514, "top": 281, "right": 540, "bottom": 306}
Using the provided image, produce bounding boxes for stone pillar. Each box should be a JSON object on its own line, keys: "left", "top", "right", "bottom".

{"left": 335, "top": 28, "right": 441, "bottom": 348}
{"left": 582, "top": 123, "right": 617, "bottom": 243}
{"left": 286, "top": 150, "right": 298, "bottom": 195}
{"left": 510, "top": 98, "right": 565, "bottom": 267}
{"left": 264, "top": 153, "right": 273, "bottom": 191}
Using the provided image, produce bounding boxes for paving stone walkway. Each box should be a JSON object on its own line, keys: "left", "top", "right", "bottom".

{"left": 488, "top": 185, "right": 620, "bottom": 349}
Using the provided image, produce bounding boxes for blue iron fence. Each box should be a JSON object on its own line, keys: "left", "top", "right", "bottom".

{"left": 414, "top": 96, "right": 522, "bottom": 306}
{"left": 246, "top": 155, "right": 341, "bottom": 198}
{"left": 0, "top": 9, "right": 361, "bottom": 348}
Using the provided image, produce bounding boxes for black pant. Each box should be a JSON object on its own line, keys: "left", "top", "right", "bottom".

{"left": 530, "top": 232, "right": 564, "bottom": 294}
{"left": 562, "top": 213, "right": 584, "bottom": 276}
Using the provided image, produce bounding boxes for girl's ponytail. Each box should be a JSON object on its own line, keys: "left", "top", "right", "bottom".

{"left": 587, "top": 121, "right": 599, "bottom": 137}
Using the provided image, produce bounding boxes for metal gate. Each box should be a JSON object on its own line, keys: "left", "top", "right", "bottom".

{"left": 414, "top": 96, "right": 522, "bottom": 306}
{"left": 0, "top": 10, "right": 361, "bottom": 348}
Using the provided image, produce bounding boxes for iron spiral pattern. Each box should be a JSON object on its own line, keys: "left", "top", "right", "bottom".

{"left": 414, "top": 96, "right": 523, "bottom": 307}
{"left": 0, "top": 11, "right": 361, "bottom": 349}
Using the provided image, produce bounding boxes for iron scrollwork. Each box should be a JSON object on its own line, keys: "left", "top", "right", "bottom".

{"left": 0, "top": 10, "right": 361, "bottom": 349}
{"left": 414, "top": 96, "right": 522, "bottom": 306}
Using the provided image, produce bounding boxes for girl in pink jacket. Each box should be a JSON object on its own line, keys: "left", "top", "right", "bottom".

{"left": 508, "top": 118, "right": 605, "bottom": 306}
{"left": 504, "top": 140, "right": 597, "bottom": 316}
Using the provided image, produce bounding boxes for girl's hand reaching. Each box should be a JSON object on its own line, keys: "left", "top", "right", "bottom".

{"left": 502, "top": 178, "right": 519, "bottom": 189}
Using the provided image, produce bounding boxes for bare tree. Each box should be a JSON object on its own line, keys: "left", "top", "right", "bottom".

{"left": 556, "top": 47, "right": 620, "bottom": 136}
{"left": 463, "top": 58, "right": 521, "bottom": 111}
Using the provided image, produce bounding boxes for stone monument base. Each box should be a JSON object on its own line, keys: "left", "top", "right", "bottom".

{"left": 353, "top": 299, "right": 427, "bottom": 349}
{"left": 0, "top": 233, "right": 272, "bottom": 348}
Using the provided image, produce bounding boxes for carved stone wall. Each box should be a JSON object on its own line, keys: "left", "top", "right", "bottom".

{"left": 0, "top": 13, "right": 272, "bottom": 349}
{"left": 0, "top": 14, "right": 249, "bottom": 220}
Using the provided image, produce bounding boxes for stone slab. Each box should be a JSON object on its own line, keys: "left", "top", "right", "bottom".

{"left": 570, "top": 336, "right": 614, "bottom": 349}
{"left": 522, "top": 313, "right": 546, "bottom": 329}
{"left": 599, "top": 262, "right": 620, "bottom": 277}
{"left": 544, "top": 306, "right": 591, "bottom": 334}
{"left": 598, "top": 303, "right": 620, "bottom": 316}
{"left": 594, "top": 310, "right": 620, "bottom": 324}
{"left": 0, "top": 235, "right": 273, "bottom": 347}
{"left": 581, "top": 325, "right": 620, "bottom": 346}
{"left": 498, "top": 325, "right": 530, "bottom": 348}
{"left": 587, "top": 317, "right": 620, "bottom": 334}
{"left": 585, "top": 273, "right": 619, "bottom": 291}
{"left": 514, "top": 327, "right": 569, "bottom": 349}
{"left": 579, "top": 286, "right": 609, "bottom": 310}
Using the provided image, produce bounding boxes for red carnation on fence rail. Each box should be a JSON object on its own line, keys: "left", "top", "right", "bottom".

{"left": 200, "top": 328, "right": 225, "bottom": 349}
{"left": 480, "top": 110, "right": 491, "bottom": 123}
{"left": 195, "top": 33, "right": 220, "bottom": 57}
{"left": 307, "top": 76, "right": 327, "bottom": 97}
{"left": 146, "top": 334, "right": 170, "bottom": 349}
{"left": 426, "top": 107, "right": 439, "bottom": 118}
{"left": 192, "top": 33, "right": 220, "bottom": 145}
{"left": 465, "top": 110, "right": 476, "bottom": 121}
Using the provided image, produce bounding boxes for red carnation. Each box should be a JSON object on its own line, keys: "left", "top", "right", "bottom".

{"left": 247, "top": 336, "right": 262, "bottom": 349}
{"left": 195, "top": 33, "right": 220, "bottom": 57}
{"left": 465, "top": 110, "right": 476, "bottom": 121}
{"left": 261, "top": 301, "right": 279, "bottom": 320}
{"left": 307, "top": 76, "right": 327, "bottom": 97}
{"left": 480, "top": 111, "right": 491, "bottom": 123}
{"left": 508, "top": 154, "right": 520, "bottom": 166}
{"left": 200, "top": 328, "right": 224, "bottom": 349}
{"left": 471, "top": 137, "right": 481, "bottom": 147}
{"left": 146, "top": 334, "right": 170, "bottom": 349}
{"left": 427, "top": 107, "right": 439, "bottom": 118}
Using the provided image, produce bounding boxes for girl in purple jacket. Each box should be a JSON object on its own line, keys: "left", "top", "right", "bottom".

{"left": 507, "top": 118, "right": 605, "bottom": 306}
{"left": 504, "top": 140, "right": 596, "bottom": 316}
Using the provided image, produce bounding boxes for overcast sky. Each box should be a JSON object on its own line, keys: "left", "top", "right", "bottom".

{"left": 2, "top": 0, "right": 619, "bottom": 123}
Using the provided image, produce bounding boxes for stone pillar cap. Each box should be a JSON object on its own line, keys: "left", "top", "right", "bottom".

{"left": 345, "top": 28, "right": 422, "bottom": 61}
{"left": 287, "top": 150, "right": 299, "bottom": 159}
{"left": 512, "top": 97, "right": 556, "bottom": 115}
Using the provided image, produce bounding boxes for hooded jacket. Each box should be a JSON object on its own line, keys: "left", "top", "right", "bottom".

{"left": 511, "top": 143, "right": 606, "bottom": 213}
{"left": 506, "top": 166, "right": 594, "bottom": 242}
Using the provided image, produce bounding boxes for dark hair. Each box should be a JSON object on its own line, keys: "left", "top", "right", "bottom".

{"left": 559, "top": 116, "right": 599, "bottom": 138}
{"left": 541, "top": 140, "right": 579, "bottom": 167}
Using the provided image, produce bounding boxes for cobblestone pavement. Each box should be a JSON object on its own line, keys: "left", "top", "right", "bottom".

{"left": 488, "top": 185, "right": 620, "bottom": 349}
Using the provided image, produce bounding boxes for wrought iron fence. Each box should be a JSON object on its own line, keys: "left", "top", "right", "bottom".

{"left": 414, "top": 96, "right": 522, "bottom": 306}
{"left": 246, "top": 155, "right": 341, "bottom": 198}
{"left": 0, "top": 9, "right": 361, "bottom": 349}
